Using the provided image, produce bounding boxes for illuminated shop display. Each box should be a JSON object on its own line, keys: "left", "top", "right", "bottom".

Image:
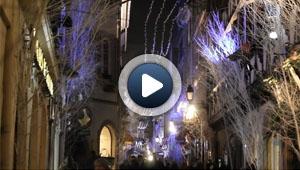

{"left": 35, "top": 40, "right": 54, "bottom": 95}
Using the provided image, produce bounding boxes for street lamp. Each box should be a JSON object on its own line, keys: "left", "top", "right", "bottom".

{"left": 186, "top": 85, "right": 194, "bottom": 101}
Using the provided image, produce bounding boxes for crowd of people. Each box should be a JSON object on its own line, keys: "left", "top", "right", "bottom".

{"left": 119, "top": 155, "right": 180, "bottom": 169}
{"left": 66, "top": 148, "right": 257, "bottom": 170}
{"left": 92, "top": 154, "right": 256, "bottom": 170}
{"left": 118, "top": 155, "right": 230, "bottom": 170}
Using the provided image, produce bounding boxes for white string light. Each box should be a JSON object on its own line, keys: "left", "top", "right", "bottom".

{"left": 144, "top": 0, "right": 156, "bottom": 54}
{"left": 160, "top": 0, "right": 180, "bottom": 55}
{"left": 162, "top": 11, "right": 180, "bottom": 56}
{"left": 151, "top": 0, "right": 167, "bottom": 54}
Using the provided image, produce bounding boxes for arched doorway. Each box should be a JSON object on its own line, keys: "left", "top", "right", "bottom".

{"left": 99, "top": 125, "right": 115, "bottom": 158}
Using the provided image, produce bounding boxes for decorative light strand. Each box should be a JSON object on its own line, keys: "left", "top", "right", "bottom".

{"left": 151, "top": 0, "right": 167, "bottom": 54}
{"left": 160, "top": 0, "right": 180, "bottom": 55}
{"left": 53, "top": 0, "right": 113, "bottom": 112}
{"left": 162, "top": 10, "right": 180, "bottom": 56}
{"left": 144, "top": 0, "right": 156, "bottom": 54}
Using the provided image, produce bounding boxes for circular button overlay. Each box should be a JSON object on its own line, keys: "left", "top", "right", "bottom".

{"left": 118, "top": 54, "right": 182, "bottom": 116}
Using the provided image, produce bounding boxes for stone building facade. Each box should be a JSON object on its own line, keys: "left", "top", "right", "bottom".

{"left": 203, "top": 0, "right": 300, "bottom": 169}
{"left": 0, "top": 0, "right": 57, "bottom": 169}
{"left": 85, "top": 0, "right": 131, "bottom": 167}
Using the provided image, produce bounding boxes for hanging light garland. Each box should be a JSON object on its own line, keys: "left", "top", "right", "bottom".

{"left": 144, "top": 0, "right": 155, "bottom": 54}
{"left": 160, "top": 0, "right": 180, "bottom": 55}
{"left": 151, "top": 0, "right": 167, "bottom": 54}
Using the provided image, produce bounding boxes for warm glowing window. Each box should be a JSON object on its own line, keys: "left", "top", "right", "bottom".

{"left": 121, "top": 0, "right": 131, "bottom": 30}
{"left": 99, "top": 126, "right": 112, "bottom": 157}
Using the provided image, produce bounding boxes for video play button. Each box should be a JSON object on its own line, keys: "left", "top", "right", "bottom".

{"left": 142, "top": 74, "right": 163, "bottom": 98}
{"left": 127, "top": 63, "right": 173, "bottom": 108}
{"left": 118, "top": 54, "right": 182, "bottom": 116}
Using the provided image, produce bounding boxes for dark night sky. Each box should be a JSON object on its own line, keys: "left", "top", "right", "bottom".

{"left": 128, "top": 0, "right": 152, "bottom": 44}
{"left": 128, "top": 0, "right": 182, "bottom": 55}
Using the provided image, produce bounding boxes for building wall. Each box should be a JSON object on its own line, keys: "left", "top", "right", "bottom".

{"left": 0, "top": 1, "right": 26, "bottom": 168}
{"left": 0, "top": 0, "right": 55, "bottom": 169}
{"left": 88, "top": 87, "right": 119, "bottom": 155}
{"left": 85, "top": 1, "right": 130, "bottom": 167}
{"left": 0, "top": 9, "right": 7, "bottom": 146}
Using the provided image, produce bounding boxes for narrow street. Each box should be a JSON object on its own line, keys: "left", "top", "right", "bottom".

{"left": 0, "top": 0, "right": 300, "bottom": 169}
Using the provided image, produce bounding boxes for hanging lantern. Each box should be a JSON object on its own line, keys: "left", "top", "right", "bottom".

{"left": 186, "top": 85, "right": 194, "bottom": 101}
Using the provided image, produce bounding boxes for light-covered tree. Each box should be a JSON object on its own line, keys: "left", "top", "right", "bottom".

{"left": 233, "top": 0, "right": 300, "bottom": 162}
{"left": 195, "top": 12, "right": 265, "bottom": 169}
{"left": 46, "top": 0, "right": 117, "bottom": 168}
{"left": 265, "top": 55, "right": 300, "bottom": 160}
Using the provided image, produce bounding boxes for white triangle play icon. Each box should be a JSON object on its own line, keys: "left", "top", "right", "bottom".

{"left": 142, "top": 74, "right": 163, "bottom": 98}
